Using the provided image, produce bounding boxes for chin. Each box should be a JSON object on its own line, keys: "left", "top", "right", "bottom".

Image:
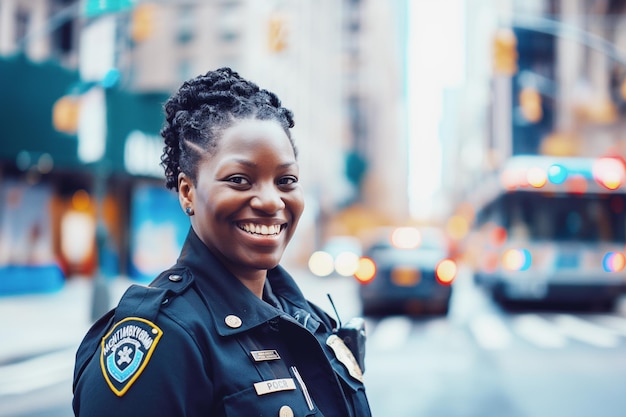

{"left": 251, "top": 255, "right": 282, "bottom": 271}
{"left": 258, "top": 260, "right": 281, "bottom": 270}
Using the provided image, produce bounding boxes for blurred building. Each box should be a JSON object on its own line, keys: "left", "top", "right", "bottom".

{"left": 449, "top": 0, "right": 626, "bottom": 224}
{"left": 0, "top": 0, "right": 411, "bottom": 287}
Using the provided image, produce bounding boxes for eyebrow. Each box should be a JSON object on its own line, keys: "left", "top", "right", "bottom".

{"left": 228, "top": 158, "right": 296, "bottom": 170}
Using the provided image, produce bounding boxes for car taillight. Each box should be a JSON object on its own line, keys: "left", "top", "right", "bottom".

{"left": 435, "top": 259, "right": 456, "bottom": 285}
{"left": 354, "top": 257, "right": 376, "bottom": 284}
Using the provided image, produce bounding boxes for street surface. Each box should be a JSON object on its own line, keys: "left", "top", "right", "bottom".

{"left": 1, "top": 266, "right": 626, "bottom": 417}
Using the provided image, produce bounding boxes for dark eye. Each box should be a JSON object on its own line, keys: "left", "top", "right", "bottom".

{"left": 278, "top": 176, "right": 298, "bottom": 187}
{"left": 226, "top": 175, "right": 251, "bottom": 186}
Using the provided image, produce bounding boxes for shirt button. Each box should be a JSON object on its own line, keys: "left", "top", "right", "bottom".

{"left": 224, "top": 315, "right": 242, "bottom": 328}
{"left": 168, "top": 274, "right": 182, "bottom": 282}
{"left": 279, "top": 405, "right": 294, "bottom": 417}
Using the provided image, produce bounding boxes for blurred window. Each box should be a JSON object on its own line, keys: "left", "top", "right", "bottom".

{"left": 489, "top": 192, "right": 626, "bottom": 243}
{"left": 218, "top": 1, "right": 241, "bottom": 42}
{"left": 177, "top": 4, "right": 195, "bottom": 44}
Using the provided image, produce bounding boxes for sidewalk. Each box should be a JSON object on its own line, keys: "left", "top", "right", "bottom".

{"left": 0, "top": 276, "right": 135, "bottom": 365}
{"left": 0, "top": 264, "right": 314, "bottom": 365}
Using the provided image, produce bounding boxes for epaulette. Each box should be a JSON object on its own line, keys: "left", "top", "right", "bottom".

{"left": 113, "top": 267, "right": 193, "bottom": 323}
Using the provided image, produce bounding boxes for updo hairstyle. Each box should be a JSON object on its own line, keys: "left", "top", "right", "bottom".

{"left": 160, "top": 67, "right": 296, "bottom": 191}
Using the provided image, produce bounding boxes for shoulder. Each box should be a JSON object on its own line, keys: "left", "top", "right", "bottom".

{"left": 74, "top": 267, "right": 214, "bottom": 404}
{"left": 114, "top": 267, "right": 209, "bottom": 335}
{"left": 75, "top": 266, "right": 202, "bottom": 377}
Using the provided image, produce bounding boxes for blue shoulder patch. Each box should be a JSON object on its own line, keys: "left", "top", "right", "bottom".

{"left": 100, "top": 317, "right": 163, "bottom": 396}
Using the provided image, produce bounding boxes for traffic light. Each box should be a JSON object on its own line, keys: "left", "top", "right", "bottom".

{"left": 493, "top": 28, "right": 517, "bottom": 76}
{"left": 131, "top": 3, "right": 156, "bottom": 43}
{"left": 519, "top": 87, "right": 542, "bottom": 123}
{"left": 52, "top": 95, "right": 81, "bottom": 134}
{"left": 268, "top": 13, "right": 288, "bottom": 53}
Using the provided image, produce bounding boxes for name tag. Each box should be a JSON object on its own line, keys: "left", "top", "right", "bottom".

{"left": 250, "top": 349, "right": 281, "bottom": 361}
{"left": 254, "top": 378, "right": 296, "bottom": 396}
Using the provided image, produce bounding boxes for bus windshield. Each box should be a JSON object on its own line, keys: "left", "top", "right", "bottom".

{"left": 481, "top": 191, "right": 626, "bottom": 243}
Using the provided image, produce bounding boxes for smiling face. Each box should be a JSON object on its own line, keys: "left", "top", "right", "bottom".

{"left": 178, "top": 118, "right": 304, "bottom": 283}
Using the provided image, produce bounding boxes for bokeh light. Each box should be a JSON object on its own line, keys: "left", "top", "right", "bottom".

{"left": 446, "top": 214, "right": 470, "bottom": 240}
{"left": 72, "top": 189, "right": 91, "bottom": 211}
{"left": 593, "top": 157, "right": 625, "bottom": 190}
{"left": 602, "top": 252, "right": 625, "bottom": 272}
{"left": 308, "top": 251, "right": 334, "bottom": 277}
{"left": 435, "top": 259, "right": 457, "bottom": 284}
{"left": 391, "top": 227, "right": 421, "bottom": 249}
{"left": 354, "top": 257, "right": 376, "bottom": 284}
{"left": 502, "top": 248, "right": 532, "bottom": 271}
{"left": 566, "top": 174, "right": 588, "bottom": 194}
{"left": 527, "top": 167, "right": 547, "bottom": 188}
{"left": 489, "top": 225, "right": 507, "bottom": 247}
{"left": 334, "top": 251, "right": 360, "bottom": 276}
{"left": 547, "top": 163, "right": 568, "bottom": 184}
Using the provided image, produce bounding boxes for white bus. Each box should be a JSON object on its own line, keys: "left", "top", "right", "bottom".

{"left": 470, "top": 155, "right": 626, "bottom": 309}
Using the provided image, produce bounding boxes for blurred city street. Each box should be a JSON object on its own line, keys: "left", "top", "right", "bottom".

{"left": 4, "top": 0, "right": 626, "bottom": 416}
{"left": 3, "top": 267, "right": 626, "bottom": 417}
{"left": 0, "top": 277, "right": 133, "bottom": 416}
{"left": 1, "top": 278, "right": 120, "bottom": 367}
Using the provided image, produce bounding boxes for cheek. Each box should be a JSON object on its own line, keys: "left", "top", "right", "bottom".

{"left": 288, "top": 192, "right": 305, "bottom": 223}
{"left": 207, "top": 197, "right": 239, "bottom": 222}
{"left": 195, "top": 185, "right": 235, "bottom": 218}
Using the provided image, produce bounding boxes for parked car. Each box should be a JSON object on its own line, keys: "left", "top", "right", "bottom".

{"left": 354, "top": 226, "right": 457, "bottom": 316}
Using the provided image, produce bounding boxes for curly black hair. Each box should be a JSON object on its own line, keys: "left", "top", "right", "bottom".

{"left": 160, "top": 67, "right": 296, "bottom": 191}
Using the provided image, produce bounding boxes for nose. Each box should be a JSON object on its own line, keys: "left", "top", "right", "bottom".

{"left": 250, "top": 184, "right": 286, "bottom": 213}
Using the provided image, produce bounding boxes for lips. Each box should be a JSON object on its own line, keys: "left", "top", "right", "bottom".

{"left": 237, "top": 222, "right": 285, "bottom": 236}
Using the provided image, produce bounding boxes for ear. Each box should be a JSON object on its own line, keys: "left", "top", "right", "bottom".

{"left": 178, "top": 172, "right": 194, "bottom": 211}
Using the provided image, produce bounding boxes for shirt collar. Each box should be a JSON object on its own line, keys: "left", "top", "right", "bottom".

{"left": 175, "top": 228, "right": 321, "bottom": 336}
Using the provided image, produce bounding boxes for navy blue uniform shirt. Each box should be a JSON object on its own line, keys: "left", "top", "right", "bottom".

{"left": 73, "top": 228, "right": 372, "bottom": 417}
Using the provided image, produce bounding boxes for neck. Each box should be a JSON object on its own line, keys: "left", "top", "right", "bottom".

{"left": 233, "top": 269, "right": 267, "bottom": 298}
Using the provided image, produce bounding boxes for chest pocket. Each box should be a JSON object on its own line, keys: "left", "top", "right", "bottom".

{"left": 223, "top": 333, "right": 319, "bottom": 417}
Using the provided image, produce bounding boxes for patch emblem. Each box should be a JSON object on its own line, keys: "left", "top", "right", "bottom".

{"left": 100, "top": 317, "right": 163, "bottom": 396}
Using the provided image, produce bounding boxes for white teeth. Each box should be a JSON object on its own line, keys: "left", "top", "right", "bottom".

{"left": 239, "top": 223, "right": 281, "bottom": 236}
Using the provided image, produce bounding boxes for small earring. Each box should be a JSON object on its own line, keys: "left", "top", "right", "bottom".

{"left": 185, "top": 207, "right": 194, "bottom": 216}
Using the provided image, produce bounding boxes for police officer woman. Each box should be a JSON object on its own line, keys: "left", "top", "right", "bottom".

{"left": 72, "top": 67, "right": 372, "bottom": 417}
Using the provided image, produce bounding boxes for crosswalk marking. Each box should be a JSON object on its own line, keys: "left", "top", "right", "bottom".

{"left": 468, "top": 314, "right": 512, "bottom": 350}
{"left": 593, "top": 315, "right": 626, "bottom": 336}
{"left": 553, "top": 315, "right": 620, "bottom": 348}
{"left": 0, "top": 347, "right": 76, "bottom": 395}
{"left": 365, "top": 312, "right": 626, "bottom": 352}
{"left": 512, "top": 314, "right": 568, "bottom": 348}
